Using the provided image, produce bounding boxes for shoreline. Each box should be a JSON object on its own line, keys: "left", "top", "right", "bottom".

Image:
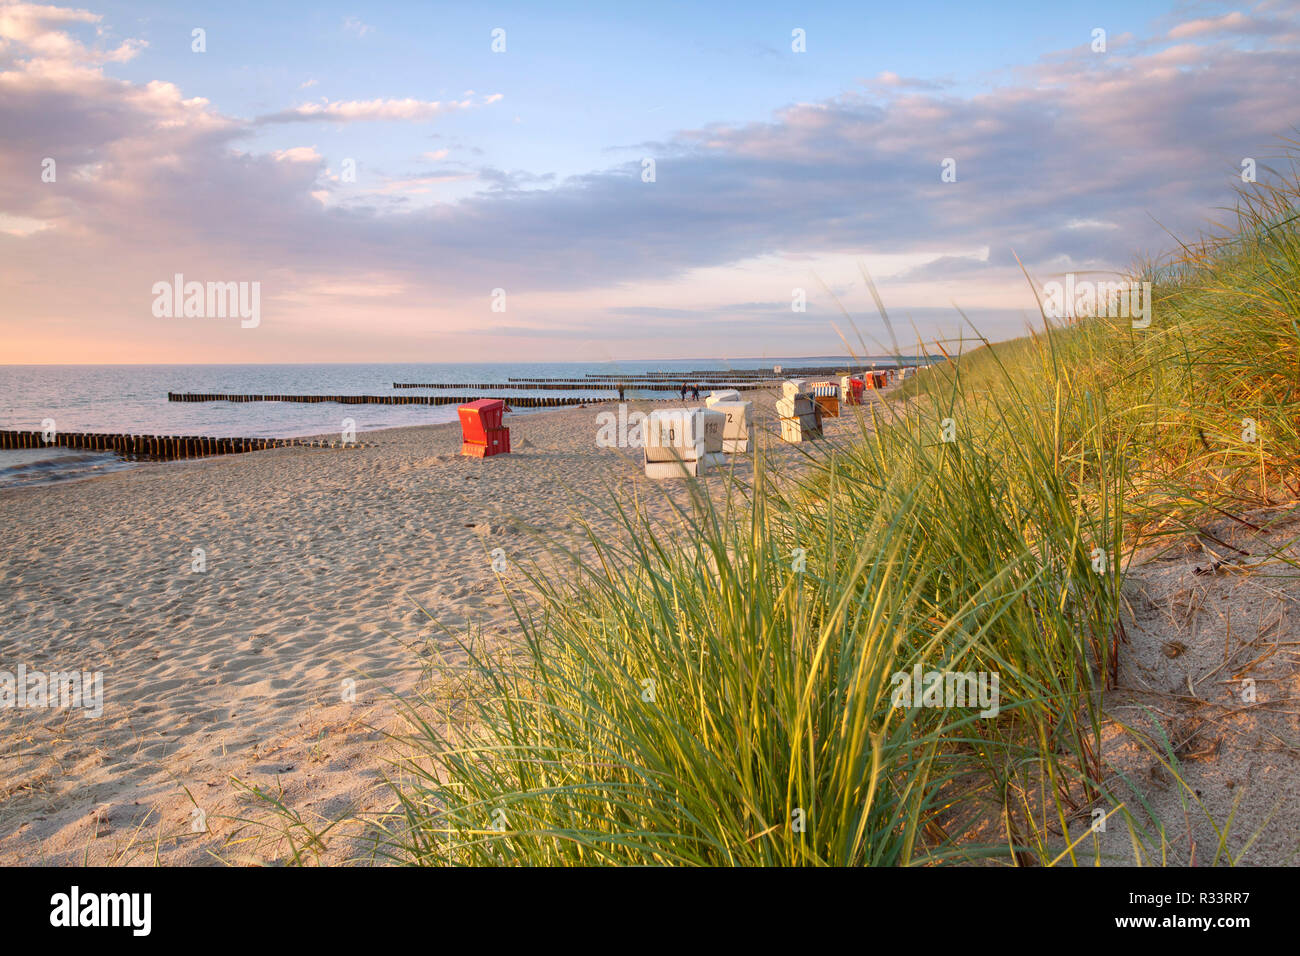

{"left": 0, "top": 402, "right": 612, "bottom": 495}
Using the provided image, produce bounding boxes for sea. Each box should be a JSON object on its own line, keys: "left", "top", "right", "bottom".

{"left": 0, "top": 357, "right": 909, "bottom": 488}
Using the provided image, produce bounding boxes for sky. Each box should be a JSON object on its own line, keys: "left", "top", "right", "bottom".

{"left": 2, "top": 0, "right": 1299, "bottom": 363}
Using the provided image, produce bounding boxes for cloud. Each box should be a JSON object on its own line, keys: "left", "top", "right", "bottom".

{"left": 4, "top": 2, "right": 1300, "bottom": 361}
{"left": 476, "top": 166, "right": 558, "bottom": 190}
{"left": 272, "top": 145, "right": 322, "bottom": 163}
{"left": 1064, "top": 218, "right": 1121, "bottom": 231}
{"left": 863, "top": 71, "right": 949, "bottom": 91}
{"left": 888, "top": 253, "right": 1000, "bottom": 283}
{"left": 342, "top": 16, "right": 372, "bottom": 38}
{"left": 0, "top": 1, "right": 143, "bottom": 65}
{"left": 366, "top": 171, "right": 475, "bottom": 195}
{"left": 1168, "top": 11, "right": 1290, "bottom": 38}
{"left": 0, "top": 211, "right": 50, "bottom": 235}
{"left": 255, "top": 96, "right": 486, "bottom": 124}
{"left": 607, "top": 305, "right": 700, "bottom": 318}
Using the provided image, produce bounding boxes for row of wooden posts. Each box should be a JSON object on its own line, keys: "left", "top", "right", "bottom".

{"left": 0, "top": 429, "right": 365, "bottom": 461}
{"left": 390, "top": 381, "right": 770, "bottom": 391}
{"left": 508, "top": 368, "right": 850, "bottom": 382}
{"left": 171, "top": 392, "right": 630, "bottom": 408}
{"left": 528, "top": 364, "right": 936, "bottom": 382}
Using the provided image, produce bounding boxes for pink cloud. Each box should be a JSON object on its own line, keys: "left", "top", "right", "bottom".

{"left": 256, "top": 95, "right": 499, "bottom": 125}
{"left": 1169, "top": 10, "right": 1288, "bottom": 38}
{"left": 3, "top": 2, "right": 1300, "bottom": 362}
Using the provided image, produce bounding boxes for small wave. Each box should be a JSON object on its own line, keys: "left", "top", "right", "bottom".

{"left": 0, "top": 448, "right": 135, "bottom": 489}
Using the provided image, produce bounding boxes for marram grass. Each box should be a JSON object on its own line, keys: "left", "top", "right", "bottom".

{"left": 253, "top": 159, "right": 1299, "bottom": 866}
{"left": 366, "top": 318, "right": 1135, "bottom": 865}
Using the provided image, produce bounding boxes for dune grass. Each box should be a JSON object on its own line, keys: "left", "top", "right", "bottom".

{"left": 370, "top": 347, "right": 1130, "bottom": 865}
{"left": 275, "top": 166, "right": 1300, "bottom": 866}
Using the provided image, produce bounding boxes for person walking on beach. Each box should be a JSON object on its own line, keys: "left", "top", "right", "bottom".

{"left": 617, "top": 384, "right": 625, "bottom": 402}
{"left": 680, "top": 382, "right": 688, "bottom": 402}
{"left": 691, "top": 384, "right": 700, "bottom": 401}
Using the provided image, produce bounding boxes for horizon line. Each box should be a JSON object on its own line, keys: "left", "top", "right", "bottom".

{"left": 0, "top": 355, "right": 946, "bottom": 368}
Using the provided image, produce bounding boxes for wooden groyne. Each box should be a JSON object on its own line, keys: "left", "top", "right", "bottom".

{"left": 576, "top": 371, "right": 829, "bottom": 379}
{"left": 0, "top": 429, "right": 367, "bottom": 461}
{"left": 506, "top": 362, "right": 938, "bottom": 382}
{"left": 508, "top": 373, "right": 787, "bottom": 382}
{"left": 168, "top": 391, "right": 674, "bottom": 408}
{"left": 528, "top": 367, "right": 849, "bottom": 381}
{"left": 390, "top": 381, "right": 770, "bottom": 391}
{"left": 169, "top": 391, "right": 619, "bottom": 408}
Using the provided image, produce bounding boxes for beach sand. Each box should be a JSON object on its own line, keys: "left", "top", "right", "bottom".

{"left": 1093, "top": 509, "right": 1300, "bottom": 866}
{"left": 0, "top": 390, "right": 872, "bottom": 864}
{"left": 2, "top": 387, "right": 1295, "bottom": 865}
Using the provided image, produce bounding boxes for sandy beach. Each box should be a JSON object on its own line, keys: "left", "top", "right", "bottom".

{"left": 2, "top": 384, "right": 1297, "bottom": 866}
{"left": 0, "top": 390, "right": 870, "bottom": 864}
